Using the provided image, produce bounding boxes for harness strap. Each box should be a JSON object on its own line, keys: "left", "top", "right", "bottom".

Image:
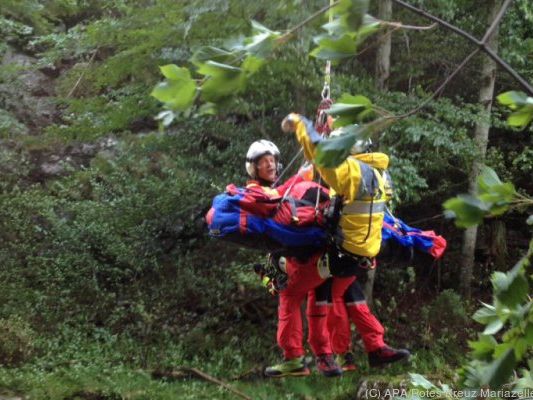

{"left": 286, "top": 196, "right": 300, "bottom": 224}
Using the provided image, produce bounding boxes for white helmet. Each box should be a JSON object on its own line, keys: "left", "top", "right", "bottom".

{"left": 245, "top": 140, "right": 280, "bottom": 178}
{"left": 329, "top": 127, "right": 372, "bottom": 154}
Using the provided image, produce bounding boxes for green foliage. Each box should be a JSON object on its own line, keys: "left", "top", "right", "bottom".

{"left": 150, "top": 0, "right": 380, "bottom": 129}
{"left": 328, "top": 93, "right": 374, "bottom": 127}
{"left": 0, "top": 316, "right": 35, "bottom": 367}
{"left": 443, "top": 165, "right": 526, "bottom": 228}
{"left": 315, "top": 125, "right": 359, "bottom": 167}
{"left": 1, "top": 0, "right": 533, "bottom": 397}
{"left": 0, "top": 109, "right": 28, "bottom": 138}
{"left": 151, "top": 65, "right": 197, "bottom": 112}
{"left": 311, "top": 1, "right": 380, "bottom": 61}
{"left": 461, "top": 238, "right": 532, "bottom": 389}
{"left": 376, "top": 93, "right": 478, "bottom": 205}
{"left": 497, "top": 91, "right": 533, "bottom": 129}
{"left": 0, "top": 16, "right": 33, "bottom": 45}
{"left": 403, "top": 239, "right": 532, "bottom": 394}
{"left": 420, "top": 290, "right": 469, "bottom": 359}
{"left": 151, "top": 18, "right": 282, "bottom": 119}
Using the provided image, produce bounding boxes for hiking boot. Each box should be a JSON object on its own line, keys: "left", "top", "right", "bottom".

{"left": 335, "top": 352, "right": 357, "bottom": 372}
{"left": 368, "top": 346, "right": 410, "bottom": 367}
{"left": 264, "top": 356, "right": 310, "bottom": 378}
{"left": 316, "top": 354, "right": 343, "bottom": 377}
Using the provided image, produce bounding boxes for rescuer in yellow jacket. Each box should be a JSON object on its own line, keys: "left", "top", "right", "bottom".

{"left": 281, "top": 113, "right": 388, "bottom": 258}
{"left": 281, "top": 113, "right": 411, "bottom": 368}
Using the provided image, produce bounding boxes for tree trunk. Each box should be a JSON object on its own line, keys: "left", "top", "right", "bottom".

{"left": 367, "top": 0, "right": 392, "bottom": 304}
{"left": 489, "top": 220, "right": 507, "bottom": 271}
{"left": 460, "top": 0, "right": 500, "bottom": 299}
{"left": 375, "top": 0, "right": 392, "bottom": 91}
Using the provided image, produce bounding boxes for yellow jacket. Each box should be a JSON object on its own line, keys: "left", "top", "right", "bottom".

{"left": 290, "top": 114, "right": 389, "bottom": 257}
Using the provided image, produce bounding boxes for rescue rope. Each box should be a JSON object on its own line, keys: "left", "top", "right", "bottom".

{"left": 276, "top": 0, "right": 334, "bottom": 215}
{"left": 272, "top": 147, "right": 303, "bottom": 187}
{"left": 311, "top": 0, "right": 335, "bottom": 216}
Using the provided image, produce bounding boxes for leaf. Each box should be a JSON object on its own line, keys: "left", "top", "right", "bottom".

{"left": 250, "top": 20, "right": 277, "bottom": 35}
{"left": 197, "top": 61, "right": 245, "bottom": 101}
{"left": 497, "top": 91, "right": 529, "bottom": 107}
{"left": 480, "top": 348, "right": 516, "bottom": 389}
{"left": 310, "top": 34, "right": 357, "bottom": 60}
{"left": 356, "top": 15, "right": 381, "bottom": 42}
{"left": 247, "top": 21, "right": 280, "bottom": 57}
{"left": 241, "top": 55, "right": 264, "bottom": 74}
{"left": 526, "top": 322, "right": 533, "bottom": 345}
{"left": 338, "top": 93, "right": 372, "bottom": 107}
{"left": 468, "top": 334, "right": 497, "bottom": 360}
{"left": 497, "top": 91, "right": 533, "bottom": 129}
{"left": 515, "top": 367, "right": 533, "bottom": 391}
{"left": 155, "top": 110, "right": 175, "bottom": 127}
{"left": 527, "top": 215, "right": 533, "bottom": 225}
{"left": 333, "top": 0, "right": 369, "bottom": 31}
{"left": 159, "top": 64, "right": 188, "bottom": 81}
{"left": 492, "top": 260, "right": 529, "bottom": 308}
{"left": 483, "top": 319, "right": 504, "bottom": 335}
{"left": 472, "top": 303, "right": 497, "bottom": 324}
{"left": 477, "top": 165, "right": 502, "bottom": 191}
{"left": 508, "top": 107, "right": 533, "bottom": 128}
{"left": 443, "top": 195, "right": 489, "bottom": 228}
{"left": 327, "top": 103, "right": 367, "bottom": 116}
{"left": 409, "top": 373, "right": 437, "bottom": 390}
{"left": 322, "top": 18, "right": 345, "bottom": 35}
{"left": 196, "top": 102, "right": 217, "bottom": 116}
{"left": 514, "top": 338, "right": 528, "bottom": 359}
{"left": 201, "top": 73, "right": 245, "bottom": 102}
{"left": 197, "top": 61, "right": 242, "bottom": 76}
{"left": 314, "top": 129, "right": 359, "bottom": 168}
{"left": 150, "top": 81, "right": 196, "bottom": 111}
{"left": 490, "top": 182, "right": 516, "bottom": 199}
{"left": 326, "top": 94, "right": 372, "bottom": 126}
{"left": 151, "top": 65, "right": 197, "bottom": 110}
{"left": 190, "top": 46, "right": 238, "bottom": 66}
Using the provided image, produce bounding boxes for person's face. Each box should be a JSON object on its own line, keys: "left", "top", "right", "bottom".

{"left": 256, "top": 154, "right": 277, "bottom": 183}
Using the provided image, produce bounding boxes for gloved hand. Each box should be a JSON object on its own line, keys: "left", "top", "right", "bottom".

{"left": 297, "top": 162, "right": 314, "bottom": 181}
{"left": 254, "top": 263, "right": 277, "bottom": 295}
{"left": 281, "top": 113, "right": 300, "bottom": 133}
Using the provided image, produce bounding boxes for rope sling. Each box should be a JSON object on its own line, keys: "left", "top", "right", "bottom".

{"left": 272, "top": 0, "right": 335, "bottom": 221}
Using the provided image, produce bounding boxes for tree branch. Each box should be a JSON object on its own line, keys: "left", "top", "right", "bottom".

{"left": 153, "top": 367, "right": 252, "bottom": 400}
{"left": 392, "top": 0, "right": 533, "bottom": 95}
{"left": 278, "top": 0, "right": 340, "bottom": 43}
{"left": 393, "top": 48, "right": 480, "bottom": 118}
{"left": 67, "top": 50, "right": 98, "bottom": 98}
{"left": 481, "top": 0, "right": 512, "bottom": 43}
{"left": 392, "top": 0, "right": 480, "bottom": 44}
{"left": 379, "top": 20, "right": 437, "bottom": 30}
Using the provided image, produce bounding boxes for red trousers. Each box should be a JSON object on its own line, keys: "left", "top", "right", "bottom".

{"left": 277, "top": 253, "right": 331, "bottom": 359}
{"left": 327, "top": 276, "right": 385, "bottom": 354}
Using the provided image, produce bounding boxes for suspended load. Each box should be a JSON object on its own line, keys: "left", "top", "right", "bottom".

{"left": 205, "top": 180, "right": 330, "bottom": 252}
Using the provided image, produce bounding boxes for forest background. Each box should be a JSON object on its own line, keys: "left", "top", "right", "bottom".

{"left": 0, "top": 0, "right": 532, "bottom": 399}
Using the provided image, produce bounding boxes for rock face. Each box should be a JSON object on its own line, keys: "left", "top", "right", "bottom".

{"left": 0, "top": 46, "right": 58, "bottom": 134}
{"left": 29, "top": 136, "right": 119, "bottom": 181}
{"left": 0, "top": 47, "right": 122, "bottom": 181}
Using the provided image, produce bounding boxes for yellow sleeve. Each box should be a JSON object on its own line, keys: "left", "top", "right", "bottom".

{"left": 292, "top": 115, "right": 362, "bottom": 202}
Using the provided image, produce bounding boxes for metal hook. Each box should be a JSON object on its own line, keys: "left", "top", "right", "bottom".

{"left": 321, "top": 84, "right": 330, "bottom": 100}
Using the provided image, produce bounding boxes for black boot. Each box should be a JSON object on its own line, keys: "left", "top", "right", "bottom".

{"left": 368, "top": 346, "right": 410, "bottom": 367}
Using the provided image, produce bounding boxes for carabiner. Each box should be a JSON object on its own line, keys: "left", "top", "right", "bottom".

{"left": 321, "top": 84, "right": 330, "bottom": 100}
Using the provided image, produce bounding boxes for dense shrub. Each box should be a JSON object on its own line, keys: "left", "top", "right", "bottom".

{"left": 0, "top": 316, "right": 36, "bottom": 367}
